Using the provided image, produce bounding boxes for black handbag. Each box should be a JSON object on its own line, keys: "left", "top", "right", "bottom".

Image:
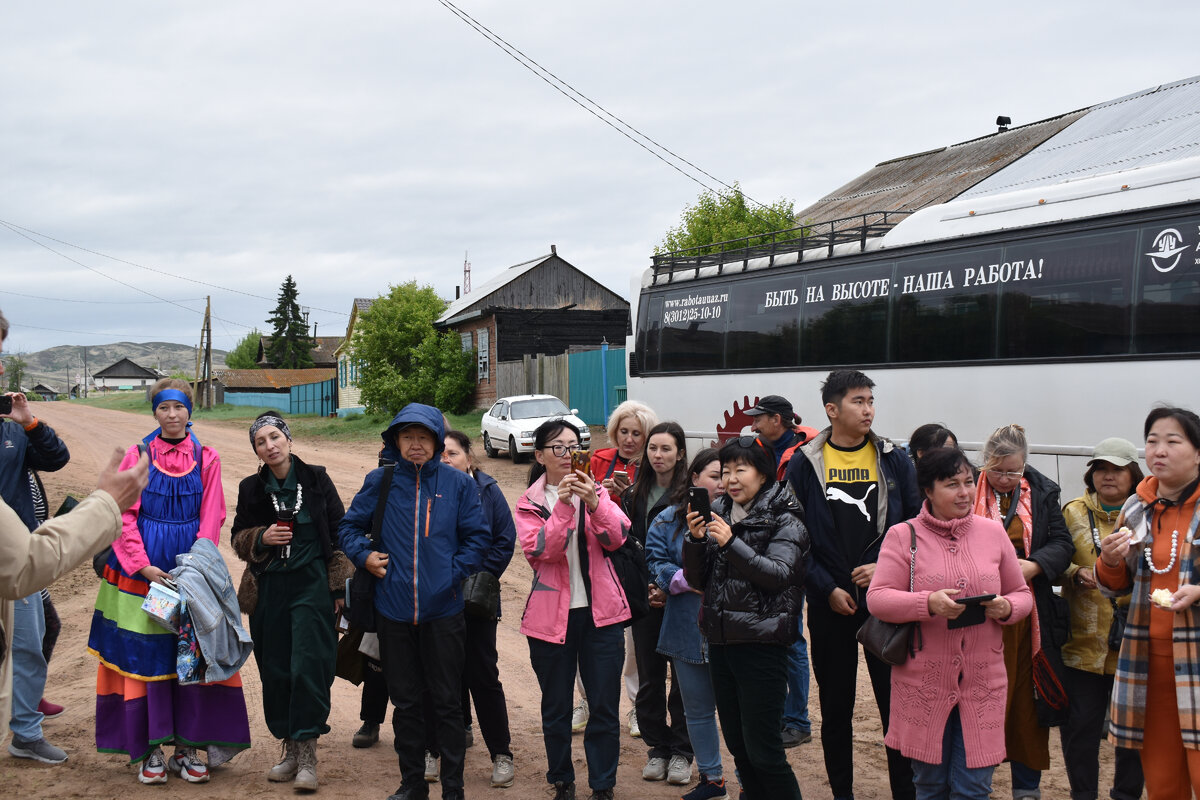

{"left": 462, "top": 571, "right": 501, "bottom": 621}
{"left": 857, "top": 522, "right": 922, "bottom": 666}
{"left": 344, "top": 464, "right": 393, "bottom": 633}
{"left": 590, "top": 501, "right": 649, "bottom": 624}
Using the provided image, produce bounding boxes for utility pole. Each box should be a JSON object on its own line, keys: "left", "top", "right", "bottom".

{"left": 204, "top": 296, "right": 213, "bottom": 409}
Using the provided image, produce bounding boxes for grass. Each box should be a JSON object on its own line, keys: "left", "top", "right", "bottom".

{"left": 69, "top": 394, "right": 488, "bottom": 444}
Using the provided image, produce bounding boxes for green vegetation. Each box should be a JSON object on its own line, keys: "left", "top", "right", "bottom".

{"left": 265, "top": 275, "right": 315, "bottom": 369}
{"left": 656, "top": 182, "right": 797, "bottom": 256}
{"left": 225, "top": 328, "right": 263, "bottom": 370}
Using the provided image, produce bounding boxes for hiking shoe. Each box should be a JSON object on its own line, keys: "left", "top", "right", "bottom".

{"left": 294, "top": 739, "right": 318, "bottom": 792}
{"left": 781, "top": 727, "right": 811, "bottom": 748}
{"left": 37, "top": 698, "right": 65, "bottom": 719}
{"left": 464, "top": 724, "right": 475, "bottom": 748}
{"left": 386, "top": 785, "right": 430, "bottom": 800}
{"left": 491, "top": 753, "right": 515, "bottom": 788}
{"left": 352, "top": 721, "right": 379, "bottom": 748}
{"left": 8, "top": 735, "right": 67, "bottom": 764}
{"left": 268, "top": 739, "right": 298, "bottom": 782}
{"left": 168, "top": 747, "right": 209, "bottom": 783}
{"left": 424, "top": 750, "right": 440, "bottom": 783}
{"left": 588, "top": 791, "right": 614, "bottom": 800}
{"left": 628, "top": 708, "right": 640, "bottom": 738}
{"left": 552, "top": 781, "right": 576, "bottom": 800}
{"left": 571, "top": 698, "right": 589, "bottom": 733}
{"left": 138, "top": 748, "right": 168, "bottom": 784}
{"left": 682, "top": 775, "right": 729, "bottom": 800}
{"left": 667, "top": 754, "right": 692, "bottom": 785}
{"left": 643, "top": 756, "right": 668, "bottom": 781}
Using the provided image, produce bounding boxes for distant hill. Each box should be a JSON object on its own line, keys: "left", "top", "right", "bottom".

{"left": 5, "top": 341, "right": 227, "bottom": 393}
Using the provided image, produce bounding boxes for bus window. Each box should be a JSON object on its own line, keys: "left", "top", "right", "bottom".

{"left": 893, "top": 247, "right": 1000, "bottom": 362}
{"left": 657, "top": 283, "right": 729, "bottom": 372}
{"left": 1135, "top": 216, "right": 1200, "bottom": 354}
{"left": 725, "top": 274, "right": 802, "bottom": 369}
{"left": 799, "top": 263, "right": 892, "bottom": 366}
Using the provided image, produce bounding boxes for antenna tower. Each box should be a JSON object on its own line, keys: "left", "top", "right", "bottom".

{"left": 463, "top": 251, "right": 471, "bottom": 295}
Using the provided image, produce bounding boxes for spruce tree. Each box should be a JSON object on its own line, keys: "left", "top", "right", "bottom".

{"left": 265, "top": 275, "right": 315, "bottom": 369}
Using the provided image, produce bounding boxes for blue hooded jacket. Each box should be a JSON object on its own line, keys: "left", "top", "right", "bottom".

{"left": 338, "top": 403, "right": 490, "bottom": 624}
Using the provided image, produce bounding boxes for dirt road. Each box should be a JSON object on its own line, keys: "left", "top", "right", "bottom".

{"left": 2, "top": 402, "right": 1091, "bottom": 799}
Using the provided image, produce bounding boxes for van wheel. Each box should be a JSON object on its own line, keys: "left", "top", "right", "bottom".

{"left": 483, "top": 433, "right": 498, "bottom": 458}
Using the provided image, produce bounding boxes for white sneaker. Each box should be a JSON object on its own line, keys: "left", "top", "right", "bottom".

{"left": 168, "top": 747, "right": 210, "bottom": 783}
{"left": 628, "top": 708, "right": 641, "bottom": 738}
{"left": 643, "top": 755, "right": 668, "bottom": 781}
{"left": 424, "top": 750, "right": 440, "bottom": 783}
{"left": 138, "top": 748, "right": 168, "bottom": 785}
{"left": 571, "top": 698, "right": 589, "bottom": 733}
{"left": 667, "top": 754, "right": 693, "bottom": 785}
{"left": 491, "top": 753, "right": 515, "bottom": 788}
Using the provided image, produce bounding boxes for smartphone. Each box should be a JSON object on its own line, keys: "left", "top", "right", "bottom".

{"left": 571, "top": 449, "right": 592, "bottom": 476}
{"left": 0, "top": 395, "right": 11, "bottom": 415}
{"left": 275, "top": 508, "right": 295, "bottom": 532}
{"left": 688, "top": 486, "right": 712, "bottom": 522}
{"left": 137, "top": 442, "right": 149, "bottom": 458}
{"left": 954, "top": 593, "right": 997, "bottom": 605}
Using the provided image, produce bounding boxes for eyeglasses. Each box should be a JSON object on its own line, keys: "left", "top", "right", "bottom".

{"left": 543, "top": 444, "right": 581, "bottom": 458}
{"left": 990, "top": 466, "right": 1026, "bottom": 480}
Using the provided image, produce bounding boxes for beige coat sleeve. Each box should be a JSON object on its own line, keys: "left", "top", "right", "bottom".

{"left": 0, "top": 491, "right": 123, "bottom": 601}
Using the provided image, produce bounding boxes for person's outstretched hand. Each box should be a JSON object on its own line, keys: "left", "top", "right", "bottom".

{"left": 96, "top": 447, "right": 149, "bottom": 512}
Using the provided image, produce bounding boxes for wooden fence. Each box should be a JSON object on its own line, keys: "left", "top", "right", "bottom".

{"left": 496, "top": 353, "right": 570, "bottom": 400}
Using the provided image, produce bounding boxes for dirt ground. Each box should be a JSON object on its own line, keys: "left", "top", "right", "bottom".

{"left": 1, "top": 402, "right": 1112, "bottom": 799}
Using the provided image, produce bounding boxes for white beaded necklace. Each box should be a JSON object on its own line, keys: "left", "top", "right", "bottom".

{"left": 269, "top": 480, "right": 303, "bottom": 559}
{"left": 1144, "top": 526, "right": 1180, "bottom": 575}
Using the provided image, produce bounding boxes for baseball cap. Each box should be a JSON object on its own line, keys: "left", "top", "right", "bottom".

{"left": 1087, "top": 437, "right": 1138, "bottom": 467}
{"left": 746, "top": 395, "right": 793, "bottom": 418}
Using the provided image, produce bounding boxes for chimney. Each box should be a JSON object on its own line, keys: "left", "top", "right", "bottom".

{"left": 550, "top": 244, "right": 557, "bottom": 256}
{"left": 455, "top": 286, "right": 461, "bottom": 300}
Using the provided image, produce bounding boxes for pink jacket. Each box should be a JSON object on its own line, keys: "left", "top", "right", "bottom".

{"left": 515, "top": 476, "right": 631, "bottom": 643}
{"left": 866, "top": 506, "right": 1032, "bottom": 769}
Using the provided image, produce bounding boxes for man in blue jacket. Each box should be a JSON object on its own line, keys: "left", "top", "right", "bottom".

{"left": 339, "top": 404, "right": 489, "bottom": 800}
{"left": 1, "top": 390, "right": 70, "bottom": 765}
{"left": 784, "top": 370, "right": 921, "bottom": 800}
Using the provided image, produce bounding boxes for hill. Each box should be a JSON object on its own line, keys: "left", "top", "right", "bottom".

{"left": 4, "top": 341, "right": 227, "bottom": 393}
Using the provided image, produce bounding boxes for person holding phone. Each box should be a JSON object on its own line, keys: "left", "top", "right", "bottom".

{"left": 868, "top": 447, "right": 1032, "bottom": 799}
{"left": 683, "top": 435, "right": 808, "bottom": 800}
{"left": 645, "top": 448, "right": 728, "bottom": 800}
{"left": 86, "top": 378, "right": 250, "bottom": 785}
{"left": 230, "top": 411, "right": 349, "bottom": 791}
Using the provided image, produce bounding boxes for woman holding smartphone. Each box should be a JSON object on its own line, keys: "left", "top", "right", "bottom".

{"left": 231, "top": 411, "right": 349, "bottom": 791}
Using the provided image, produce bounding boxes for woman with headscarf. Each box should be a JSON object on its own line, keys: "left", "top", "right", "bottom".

{"left": 231, "top": 411, "right": 349, "bottom": 792}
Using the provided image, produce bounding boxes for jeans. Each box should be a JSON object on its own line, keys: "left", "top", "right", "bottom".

{"left": 808, "top": 599, "right": 914, "bottom": 800}
{"left": 672, "top": 658, "right": 723, "bottom": 779}
{"left": 528, "top": 608, "right": 624, "bottom": 791}
{"left": 708, "top": 643, "right": 802, "bottom": 800}
{"left": 631, "top": 605, "right": 691, "bottom": 759}
{"left": 910, "top": 708, "right": 995, "bottom": 800}
{"left": 378, "top": 613, "right": 467, "bottom": 796}
{"left": 10, "top": 592, "right": 48, "bottom": 740}
{"left": 782, "top": 595, "right": 811, "bottom": 733}
{"left": 1009, "top": 761, "right": 1041, "bottom": 799}
{"left": 1058, "top": 666, "right": 1143, "bottom": 800}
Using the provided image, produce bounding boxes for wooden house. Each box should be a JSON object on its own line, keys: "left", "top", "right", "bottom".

{"left": 435, "top": 247, "right": 629, "bottom": 408}
{"left": 256, "top": 335, "right": 344, "bottom": 369}
{"left": 333, "top": 298, "right": 375, "bottom": 416}
{"left": 92, "top": 358, "right": 161, "bottom": 391}
{"left": 217, "top": 368, "right": 337, "bottom": 416}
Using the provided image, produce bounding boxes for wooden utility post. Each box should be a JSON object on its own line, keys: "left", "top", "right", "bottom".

{"left": 203, "top": 297, "right": 213, "bottom": 409}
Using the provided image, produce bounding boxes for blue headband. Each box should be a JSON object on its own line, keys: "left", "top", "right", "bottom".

{"left": 152, "top": 389, "right": 193, "bottom": 416}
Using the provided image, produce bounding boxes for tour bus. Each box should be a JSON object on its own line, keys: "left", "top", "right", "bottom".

{"left": 626, "top": 157, "right": 1200, "bottom": 490}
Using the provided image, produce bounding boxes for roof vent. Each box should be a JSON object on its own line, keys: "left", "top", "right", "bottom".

{"left": 996, "top": 115, "right": 1011, "bottom": 133}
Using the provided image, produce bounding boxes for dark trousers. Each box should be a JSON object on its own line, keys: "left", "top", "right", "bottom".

{"left": 379, "top": 613, "right": 467, "bottom": 797}
{"left": 808, "top": 599, "right": 914, "bottom": 800}
{"left": 426, "top": 615, "right": 513, "bottom": 759}
{"left": 1059, "top": 666, "right": 1144, "bottom": 800}
{"left": 527, "top": 608, "right": 624, "bottom": 791}
{"left": 708, "top": 642, "right": 802, "bottom": 800}
{"left": 631, "top": 605, "right": 692, "bottom": 760}
{"left": 361, "top": 655, "right": 390, "bottom": 724}
{"left": 249, "top": 562, "right": 336, "bottom": 741}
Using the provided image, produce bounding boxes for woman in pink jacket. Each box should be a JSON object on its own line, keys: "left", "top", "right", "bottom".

{"left": 516, "top": 418, "right": 632, "bottom": 800}
{"left": 867, "top": 447, "right": 1033, "bottom": 800}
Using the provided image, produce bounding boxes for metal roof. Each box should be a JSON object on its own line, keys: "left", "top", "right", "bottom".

{"left": 961, "top": 75, "right": 1200, "bottom": 198}
{"left": 435, "top": 253, "right": 552, "bottom": 324}
{"left": 218, "top": 368, "right": 335, "bottom": 389}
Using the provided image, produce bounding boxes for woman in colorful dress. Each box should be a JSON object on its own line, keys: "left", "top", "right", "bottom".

{"left": 232, "top": 411, "right": 348, "bottom": 792}
{"left": 87, "top": 379, "right": 251, "bottom": 784}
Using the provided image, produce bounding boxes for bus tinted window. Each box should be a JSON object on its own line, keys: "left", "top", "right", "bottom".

{"left": 893, "top": 247, "right": 1001, "bottom": 362}
{"left": 657, "top": 283, "right": 729, "bottom": 372}
{"left": 1135, "top": 217, "right": 1200, "bottom": 353}
{"left": 725, "top": 274, "right": 802, "bottom": 368}
{"left": 799, "top": 263, "right": 891, "bottom": 365}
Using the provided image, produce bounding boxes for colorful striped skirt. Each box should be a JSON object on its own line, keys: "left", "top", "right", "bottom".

{"left": 88, "top": 559, "right": 251, "bottom": 764}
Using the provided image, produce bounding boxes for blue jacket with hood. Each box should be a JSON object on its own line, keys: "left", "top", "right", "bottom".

{"left": 338, "top": 403, "right": 490, "bottom": 624}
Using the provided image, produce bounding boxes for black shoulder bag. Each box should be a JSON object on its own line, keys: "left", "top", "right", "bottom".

{"left": 345, "top": 464, "right": 394, "bottom": 632}
{"left": 1087, "top": 508, "right": 1127, "bottom": 651}
{"left": 857, "top": 522, "right": 923, "bottom": 665}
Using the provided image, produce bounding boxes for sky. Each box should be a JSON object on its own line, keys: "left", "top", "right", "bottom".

{"left": 2, "top": 0, "right": 1198, "bottom": 358}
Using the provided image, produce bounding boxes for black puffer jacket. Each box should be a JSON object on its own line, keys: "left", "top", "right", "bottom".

{"left": 682, "top": 481, "right": 809, "bottom": 646}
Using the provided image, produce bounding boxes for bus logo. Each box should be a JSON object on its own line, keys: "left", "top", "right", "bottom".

{"left": 1147, "top": 228, "right": 1189, "bottom": 272}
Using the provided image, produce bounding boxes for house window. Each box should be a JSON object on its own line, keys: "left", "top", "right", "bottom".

{"left": 339, "top": 358, "right": 347, "bottom": 388}
{"left": 460, "top": 331, "right": 472, "bottom": 352}
{"left": 350, "top": 360, "right": 359, "bottom": 384}
{"left": 477, "top": 328, "right": 489, "bottom": 383}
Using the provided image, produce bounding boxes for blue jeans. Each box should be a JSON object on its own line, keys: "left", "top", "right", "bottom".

{"left": 910, "top": 708, "right": 995, "bottom": 800}
{"left": 672, "top": 658, "right": 723, "bottom": 779}
{"left": 1010, "top": 761, "right": 1041, "bottom": 799}
{"left": 528, "top": 609, "right": 624, "bottom": 791}
{"left": 10, "top": 592, "right": 48, "bottom": 741}
{"left": 781, "top": 596, "right": 810, "bottom": 733}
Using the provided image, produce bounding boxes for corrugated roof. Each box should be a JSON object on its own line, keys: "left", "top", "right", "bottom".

{"left": 794, "top": 112, "right": 1085, "bottom": 226}
{"left": 961, "top": 75, "right": 1200, "bottom": 198}
{"left": 258, "top": 336, "right": 344, "bottom": 366}
{"left": 436, "top": 253, "right": 551, "bottom": 323}
{"left": 218, "top": 368, "right": 335, "bottom": 389}
{"left": 353, "top": 298, "right": 375, "bottom": 313}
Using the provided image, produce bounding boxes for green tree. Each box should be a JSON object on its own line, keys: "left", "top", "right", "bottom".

{"left": 265, "top": 276, "right": 315, "bottom": 369}
{"left": 655, "top": 182, "right": 797, "bottom": 256}
{"left": 5, "top": 354, "right": 27, "bottom": 392}
{"left": 225, "top": 328, "right": 264, "bottom": 370}
{"left": 349, "top": 281, "right": 475, "bottom": 415}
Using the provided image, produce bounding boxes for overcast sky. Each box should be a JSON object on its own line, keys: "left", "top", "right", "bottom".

{"left": 2, "top": 1, "right": 1197, "bottom": 357}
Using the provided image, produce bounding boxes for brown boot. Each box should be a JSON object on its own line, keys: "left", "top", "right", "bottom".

{"left": 268, "top": 739, "right": 298, "bottom": 782}
{"left": 293, "top": 738, "right": 318, "bottom": 793}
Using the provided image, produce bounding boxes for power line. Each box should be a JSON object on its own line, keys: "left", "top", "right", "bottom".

{"left": 434, "top": 0, "right": 780, "bottom": 224}
{"left": 0, "top": 289, "right": 207, "bottom": 305}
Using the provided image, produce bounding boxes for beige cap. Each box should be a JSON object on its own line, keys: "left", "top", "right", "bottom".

{"left": 1087, "top": 437, "right": 1138, "bottom": 467}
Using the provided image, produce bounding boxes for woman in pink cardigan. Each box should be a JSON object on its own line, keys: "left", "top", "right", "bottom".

{"left": 867, "top": 447, "right": 1032, "bottom": 800}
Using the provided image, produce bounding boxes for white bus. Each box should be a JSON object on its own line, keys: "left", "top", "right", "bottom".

{"left": 627, "top": 158, "right": 1200, "bottom": 492}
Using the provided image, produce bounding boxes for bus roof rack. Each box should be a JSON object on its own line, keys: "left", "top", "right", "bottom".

{"left": 650, "top": 209, "right": 912, "bottom": 284}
